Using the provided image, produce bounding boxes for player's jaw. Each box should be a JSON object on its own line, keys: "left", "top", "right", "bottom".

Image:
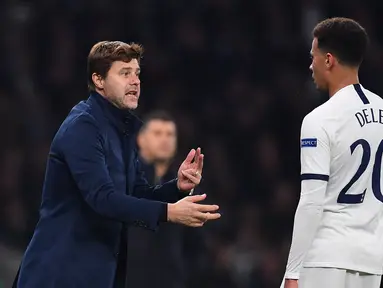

{"left": 312, "top": 73, "right": 321, "bottom": 89}
{"left": 313, "top": 75, "right": 328, "bottom": 92}
{"left": 311, "top": 67, "right": 327, "bottom": 91}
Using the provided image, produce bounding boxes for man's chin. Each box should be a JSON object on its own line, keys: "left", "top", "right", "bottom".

{"left": 124, "top": 101, "right": 138, "bottom": 110}
{"left": 129, "top": 104, "right": 138, "bottom": 110}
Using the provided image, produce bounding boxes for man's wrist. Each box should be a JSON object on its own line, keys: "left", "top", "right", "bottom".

{"left": 167, "top": 203, "right": 175, "bottom": 222}
{"left": 176, "top": 178, "right": 192, "bottom": 194}
{"left": 176, "top": 178, "right": 181, "bottom": 190}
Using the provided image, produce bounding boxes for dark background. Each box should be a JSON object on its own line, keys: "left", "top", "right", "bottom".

{"left": 0, "top": 0, "right": 382, "bottom": 287}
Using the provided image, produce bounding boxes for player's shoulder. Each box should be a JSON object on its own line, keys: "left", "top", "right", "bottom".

{"left": 302, "top": 84, "right": 381, "bottom": 126}
{"left": 336, "top": 83, "right": 383, "bottom": 106}
{"left": 302, "top": 102, "right": 330, "bottom": 128}
{"left": 361, "top": 86, "right": 383, "bottom": 104}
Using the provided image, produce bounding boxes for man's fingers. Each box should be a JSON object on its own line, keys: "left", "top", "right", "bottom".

{"left": 187, "top": 213, "right": 221, "bottom": 227}
{"left": 188, "top": 214, "right": 220, "bottom": 227}
{"left": 189, "top": 222, "right": 204, "bottom": 228}
{"left": 197, "top": 154, "right": 204, "bottom": 172}
{"left": 193, "top": 148, "right": 204, "bottom": 173}
{"left": 182, "top": 168, "right": 201, "bottom": 177}
{"left": 183, "top": 149, "right": 196, "bottom": 164}
{"left": 194, "top": 147, "right": 201, "bottom": 163}
{"left": 181, "top": 170, "right": 200, "bottom": 184}
{"left": 205, "top": 212, "right": 221, "bottom": 220}
{"left": 194, "top": 211, "right": 221, "bottom": 221}
{"left": 185, "top": 194, "right": 207, "bottom": 203}
{"left": 194, "top": 203, "right": 219, "bottom": 212}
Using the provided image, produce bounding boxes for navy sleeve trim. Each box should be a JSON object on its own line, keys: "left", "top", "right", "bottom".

{"left": 301, "top": 173, "right": 329, "bottom": 181}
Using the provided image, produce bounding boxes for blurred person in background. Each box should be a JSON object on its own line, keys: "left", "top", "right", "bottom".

{"left": 127, "top": 110, "right": 189, "bottom": 288}
{"left": 13, "top": 41, "right": 221, "bottom": 288}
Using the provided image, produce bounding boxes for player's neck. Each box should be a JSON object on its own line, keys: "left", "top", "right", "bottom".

{"left": 328, "top": 73, "right": 360, "bottom": 98}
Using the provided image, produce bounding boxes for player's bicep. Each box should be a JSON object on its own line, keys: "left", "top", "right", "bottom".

{"left": 300, "top": 115, "right": 330, "bottom": 181}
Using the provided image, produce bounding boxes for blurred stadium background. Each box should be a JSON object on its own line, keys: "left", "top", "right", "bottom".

{"left": 0, "top": 0, "right": 382, "bottom": 287}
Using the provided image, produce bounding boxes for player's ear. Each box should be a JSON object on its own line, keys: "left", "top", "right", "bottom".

{"left": 92, "top": 73, "right": 104, "bottom": 90}
{"left": 325, "top": 53, "right": 335, "bottom": 69}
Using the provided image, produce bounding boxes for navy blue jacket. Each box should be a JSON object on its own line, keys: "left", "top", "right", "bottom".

{"left": 16, "top": 92, "right": 184, "bottom": 288}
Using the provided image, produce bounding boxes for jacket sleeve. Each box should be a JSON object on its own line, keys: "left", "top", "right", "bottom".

{"left": 132, "top": 156, "right": 186, "bottom": 203}
{"left": 59, "top": 114, "right": 165, "bottom": 231}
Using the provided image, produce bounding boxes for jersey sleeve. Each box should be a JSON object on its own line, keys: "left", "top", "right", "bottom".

{"left": 282, "top": 112, "right": 330, "bottom": 281}
{"left": 283, "top": 179, "right": 326, "bottom": 279}
{"left": 300, "top": 112, "right": 331, "bottom": 181}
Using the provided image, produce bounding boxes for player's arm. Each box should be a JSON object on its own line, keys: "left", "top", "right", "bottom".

{"left": 282, "top": 113, "right": 330, "bottom": 284}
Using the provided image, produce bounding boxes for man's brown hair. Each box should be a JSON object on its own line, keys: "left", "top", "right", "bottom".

{"left": 313, "top": 17, "right": 368, "bottom": 67}
{"left": 87, "top": 41, "right": 144, "bottom": 91}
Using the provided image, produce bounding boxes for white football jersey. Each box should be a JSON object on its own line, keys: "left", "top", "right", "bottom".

{"left": 301, "top": 83, "right": 383, "bottom": 274}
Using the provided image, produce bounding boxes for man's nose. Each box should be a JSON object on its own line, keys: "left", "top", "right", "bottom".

{"left": 131, "top": 75, "right": 140, "bottom": 85}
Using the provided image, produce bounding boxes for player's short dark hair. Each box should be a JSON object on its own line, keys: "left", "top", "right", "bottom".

{"left": 312, "top": 17, "right": 368, "bottom": 67}
{"left": 87, "top": 41, "right": 144, "bottom": 91}
{"left": 140, "top": 110, "right": 176, "bottom": 131}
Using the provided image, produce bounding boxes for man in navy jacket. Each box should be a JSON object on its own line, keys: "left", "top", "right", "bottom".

{"left": 15, "top": 41, "right": 220, "bottom": 288}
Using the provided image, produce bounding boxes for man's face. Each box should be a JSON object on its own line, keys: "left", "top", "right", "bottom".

{"left": 138, "top": 120, "right": 177, "bottom": 162}
{"left": 98, "top": 59, "right": 141, "bottom": 110}
{"left": 309, "top": 38, "right": 329, "bottom": 92}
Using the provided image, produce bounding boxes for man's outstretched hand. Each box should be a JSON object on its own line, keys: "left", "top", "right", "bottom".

{"left": 167, "top": 194, "right": 220, "bottom": 227}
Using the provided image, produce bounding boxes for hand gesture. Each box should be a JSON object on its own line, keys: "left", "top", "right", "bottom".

{"left": 177, "top": 148, "right": 204, "bottom": 192}
{"left": 167, "top": 194, "right": 220, "bottom": 227}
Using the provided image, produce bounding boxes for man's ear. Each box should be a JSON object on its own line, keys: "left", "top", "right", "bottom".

{"left": 92, "top": 73, "right": 104, "bottom": 90}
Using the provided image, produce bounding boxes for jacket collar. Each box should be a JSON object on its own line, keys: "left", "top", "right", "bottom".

{"left": 88, "top": 91, "right": 142, "bottom": 134}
